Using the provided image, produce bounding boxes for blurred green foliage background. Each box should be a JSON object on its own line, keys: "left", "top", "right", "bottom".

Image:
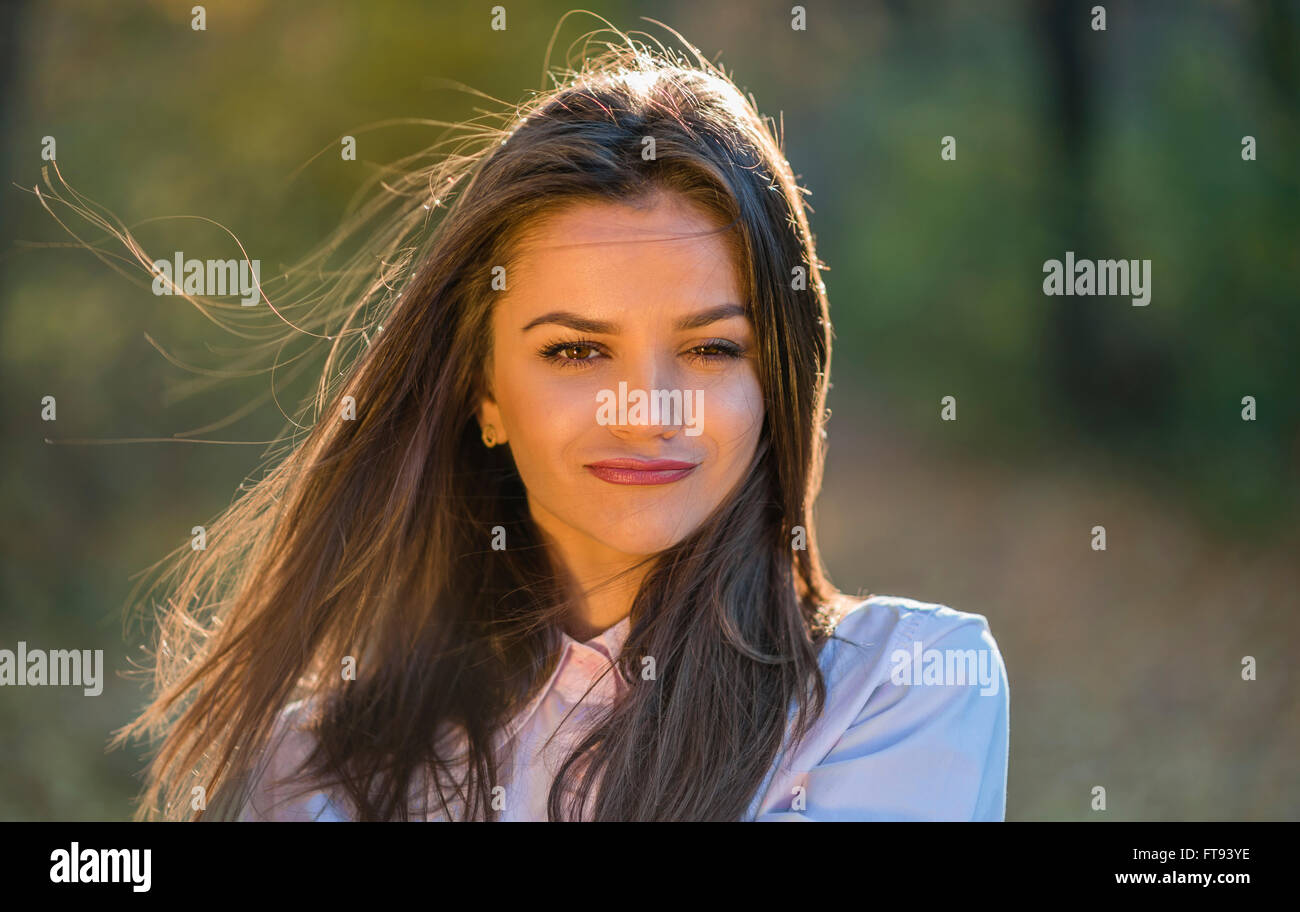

{"left": 1, "top": 0, "right": 1296, "bottom": 820}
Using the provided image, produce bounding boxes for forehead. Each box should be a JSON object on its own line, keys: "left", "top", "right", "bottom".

{"left": 502, "top": 194, "right": 746, "bottom": 319}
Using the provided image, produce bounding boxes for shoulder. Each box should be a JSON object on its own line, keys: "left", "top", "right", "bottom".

{"left": 750, "top": 594, "right": 1009, "bottom": 819}
{"left": 819, "top": 593, "right": 1004, "bottom": 691}
{"left": 237, "top": 697, "right": 351, "bottom": 822}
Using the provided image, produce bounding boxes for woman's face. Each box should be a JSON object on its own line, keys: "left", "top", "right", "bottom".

{"left": 480, "top": 191, "right": 764, "bottom": 566}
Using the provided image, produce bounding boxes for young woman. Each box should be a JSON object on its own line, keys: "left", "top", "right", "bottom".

{"left": 101, "top": 32, "right": 1008, "bottom": 821}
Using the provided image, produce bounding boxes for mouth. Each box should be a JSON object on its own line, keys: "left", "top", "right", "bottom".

{"left": 584, "top": 457, "right": 700, "bottom": 486}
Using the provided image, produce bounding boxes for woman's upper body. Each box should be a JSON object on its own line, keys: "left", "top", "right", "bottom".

{"left": 101, "top": 42, "right": 1002, "bottom": 822}
{"left": 239, "top": 593, "right": 1009, "bottom": 821}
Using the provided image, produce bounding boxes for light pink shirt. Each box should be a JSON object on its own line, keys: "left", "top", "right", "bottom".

{"left": 240, "top": 595, "right": 1009, "bottom": 821}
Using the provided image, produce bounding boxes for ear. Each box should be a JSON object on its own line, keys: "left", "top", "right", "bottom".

{"left": 477, "top": 394, "right": 508, "bottom": 445}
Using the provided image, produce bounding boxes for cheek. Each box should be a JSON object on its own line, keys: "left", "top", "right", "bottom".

{"left": 702, "top": 368, "right": 765, "bottom": 457}
{"left": 495, "top": 363, "right": 601, "bottom": 467}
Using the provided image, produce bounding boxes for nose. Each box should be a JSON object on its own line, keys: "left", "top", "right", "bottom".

{"left": 604, "top": 352, "right": 684, "bottom": 441}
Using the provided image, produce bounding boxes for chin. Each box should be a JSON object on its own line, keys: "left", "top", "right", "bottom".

{"left": 585, "top": 519, "right": 703, "bottom": 559}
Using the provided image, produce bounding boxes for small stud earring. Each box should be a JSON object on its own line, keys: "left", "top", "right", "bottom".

{"left": 481, "top": 424, "right": 497, "bottom": 447}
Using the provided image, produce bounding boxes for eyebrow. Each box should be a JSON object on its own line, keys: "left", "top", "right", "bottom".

{"left": 521, "top": 303, "right": 748, "bottom": 334}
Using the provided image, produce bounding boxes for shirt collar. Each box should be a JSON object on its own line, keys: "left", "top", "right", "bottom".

{"left": 498, "top": 615, "right": 633, "bottom": 746}
{"left": 560, "top": 614, "right": 632, "bottom": 660}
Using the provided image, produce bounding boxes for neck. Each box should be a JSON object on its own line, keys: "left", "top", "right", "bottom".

{"left": 528, "top": 502, "right": 651, "bottom": 642}
{"left": 561, "top": 557, "right": 648, "bottom": 642}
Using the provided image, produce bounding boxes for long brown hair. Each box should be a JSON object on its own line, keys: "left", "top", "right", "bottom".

{"left": 47, "top": 24, "right": 847, "bottom": 821}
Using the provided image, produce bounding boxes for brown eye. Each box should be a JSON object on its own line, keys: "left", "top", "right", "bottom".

{"left": 684, "top": 339, "right": 744, "bottom": 365}
{"left": 538, "top": 338, "right": 606, "bottom": 367}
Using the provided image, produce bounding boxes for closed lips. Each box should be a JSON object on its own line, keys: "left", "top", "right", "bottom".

{"left": 584, "top": 458, "right": 699, "bottom": 485}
